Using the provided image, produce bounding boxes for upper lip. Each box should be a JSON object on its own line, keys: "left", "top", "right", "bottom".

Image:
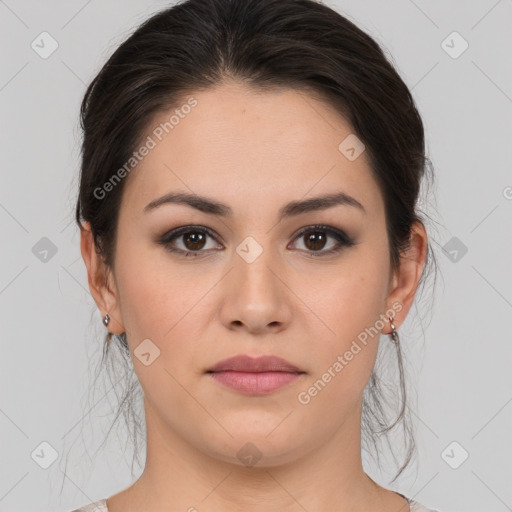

{"left": 207, "top": 355, "right": 304, "bottom": 373}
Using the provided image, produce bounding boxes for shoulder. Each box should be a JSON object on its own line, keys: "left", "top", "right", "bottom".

{"left": 408, "top": 498, "right": 441, "bottom": 512}
{"left": 69, "top": 498, "right": 108, "bottom": 512}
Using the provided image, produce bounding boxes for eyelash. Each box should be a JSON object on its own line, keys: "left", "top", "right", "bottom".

{"left": 157, "top": 224, "right": 357, "bottom": 259}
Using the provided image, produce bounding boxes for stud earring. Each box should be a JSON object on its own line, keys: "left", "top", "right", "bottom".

{"left": 103, "top": 313, "right": 110, "bottom": 327}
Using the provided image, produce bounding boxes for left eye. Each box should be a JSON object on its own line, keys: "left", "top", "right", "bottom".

{"left": 289, "top": 225, "right": 356, "bottom": 256}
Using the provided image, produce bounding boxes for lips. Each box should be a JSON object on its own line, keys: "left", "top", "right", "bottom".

{"left": 206, "top": 354, "right": 304, "bottom": 374}
{"left": 206, "top": 355, "right": 305, "bottom": 395}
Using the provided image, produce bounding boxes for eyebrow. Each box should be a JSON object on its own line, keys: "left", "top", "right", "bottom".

{"left": 143, "top": 190, "right": 366, "bottom": 219}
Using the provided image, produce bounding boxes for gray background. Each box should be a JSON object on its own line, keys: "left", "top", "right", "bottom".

{"left": 1, "top": 1, "right": 511, "bottom": 511}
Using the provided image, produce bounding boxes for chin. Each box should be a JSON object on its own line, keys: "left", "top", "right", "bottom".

{"left": 200, "top": 429, "right": 309, "bottom": 469}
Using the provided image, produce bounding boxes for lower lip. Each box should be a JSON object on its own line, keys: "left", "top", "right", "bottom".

{"left": 208, "top": 371, "right": 302, "bottom": 395}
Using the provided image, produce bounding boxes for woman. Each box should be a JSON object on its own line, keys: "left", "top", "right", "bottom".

{"left": 72, "top": 0, "right": 440, "bottom": 510}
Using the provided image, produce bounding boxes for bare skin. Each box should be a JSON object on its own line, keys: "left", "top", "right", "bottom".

{"left": 81, "top": 80, "right": 427, "bottom": 512}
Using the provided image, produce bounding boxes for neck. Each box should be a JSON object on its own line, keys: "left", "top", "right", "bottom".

{"left": 107, "top": 399, "right": 400, "bottom": 512}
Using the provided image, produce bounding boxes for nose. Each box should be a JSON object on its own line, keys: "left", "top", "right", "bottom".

{"left": 218, "top": 243, "right": 292, "bottom": 335}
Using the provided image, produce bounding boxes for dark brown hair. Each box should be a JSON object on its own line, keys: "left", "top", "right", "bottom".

{"left": 72, "top": 0, "right": 438, "bottom": 485}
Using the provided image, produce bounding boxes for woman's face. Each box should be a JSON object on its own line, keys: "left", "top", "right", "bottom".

{"left": 88, "top": 82, "right": 419, "bottom": 467}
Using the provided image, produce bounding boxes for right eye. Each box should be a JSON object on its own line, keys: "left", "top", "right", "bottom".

{"left": 157, "top": 225, "right": 224, "bottom": 257}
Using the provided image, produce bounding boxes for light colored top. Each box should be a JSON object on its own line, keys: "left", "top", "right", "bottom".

{"left": 70, "top": 496, "right": 440, "bottom": 511}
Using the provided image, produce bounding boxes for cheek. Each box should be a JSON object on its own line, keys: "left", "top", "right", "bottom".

{"left": 295, "top": 245, "right": 390, "bottom": 394}
{"left": 113, "top": 242, "right": 213, "bottom": 369}
{"left": 307, "top": 249, "right": 388, "bottom": 333}
{"left": 113, "top": 233, "right": 181, "bottom": 345}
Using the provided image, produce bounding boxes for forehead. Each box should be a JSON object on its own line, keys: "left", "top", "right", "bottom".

{"left": 120, "top": 82, "right": 384, "bottom": 219}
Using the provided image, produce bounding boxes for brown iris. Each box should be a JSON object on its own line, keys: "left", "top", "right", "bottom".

{"left": 183, "top": 231, "right": 207, "bottom": 250}
{"left": 303, "top": 231, "right": 327, "bottom": 251}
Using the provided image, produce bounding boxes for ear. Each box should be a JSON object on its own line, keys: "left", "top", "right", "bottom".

{"left": 383, "top": 221, "right": 428, "bottom": 334}
{"left": 80, "top": 221, "right": 125, "bottom": 335}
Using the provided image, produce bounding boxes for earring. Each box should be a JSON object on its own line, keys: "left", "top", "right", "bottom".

{"left": 103, "top": 313, "right": 110, "bottom": 327}
{"left": 389, "top": 314, "right": 399, "bottom": 344}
